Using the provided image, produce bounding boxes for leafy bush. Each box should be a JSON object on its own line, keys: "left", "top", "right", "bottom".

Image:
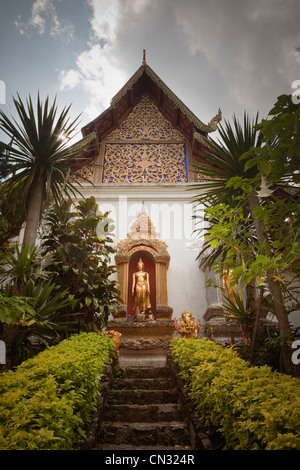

{"left": 41, "top": 197, "right": 120, "bottom": 332}
{"left": 170, "top": 338, "right": 300, "bottom": 450}
{"left": 0, "top": 332, "right": 116, "bottom": 450}
{"left": 0, "top": 243, "right": 76, "bottom": 367}
{"left": 0, "top": 282, "right": 74, "bottom": 367}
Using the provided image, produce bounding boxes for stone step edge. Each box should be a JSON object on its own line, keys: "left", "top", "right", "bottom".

{"left": 110, "top": 388, "right": 177, "bottom": 392}
{"left": 102, "top": 421, "right": 187, "bottom": 429}
{"left": 104, "top": 403, "right": 180, "bottom": 421}
{"left": 95, "top": 444, "right": 192, "bottom": 450}
{"left": 107, "top": 403, "right": 179, "bottom": 410}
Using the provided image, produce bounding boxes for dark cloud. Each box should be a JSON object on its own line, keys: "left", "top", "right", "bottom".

{"left": 99, "top": 0, "right": 299, "bottom": 120}
{"left": 56, "top": 0, "right": 300, "bottom": 125}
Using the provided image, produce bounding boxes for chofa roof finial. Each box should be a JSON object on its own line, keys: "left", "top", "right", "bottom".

{"left": 208, "top": 107, "right": 222, "bottom": 131}
{"left": 142, "top": 49, "right": 147, "bottom": 66}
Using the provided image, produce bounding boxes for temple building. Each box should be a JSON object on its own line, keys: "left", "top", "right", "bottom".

{"left": 74, "top": 52, "right": 238, "bottom": 364}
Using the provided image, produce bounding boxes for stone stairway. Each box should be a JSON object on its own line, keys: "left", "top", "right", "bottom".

{"left": 95, "top": 366, "right": 192, "bottom": 450}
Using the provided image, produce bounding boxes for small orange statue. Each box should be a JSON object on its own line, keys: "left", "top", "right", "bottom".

{"left": 177, "top": 310, "right": 199, "bottom": 339}
{"left": 104, "top": 330, "right": 122, "bottom": 362}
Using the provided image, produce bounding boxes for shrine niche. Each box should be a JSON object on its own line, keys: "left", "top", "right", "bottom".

{"left": 113, "top": 203, "right": 172, "bottom": 321}
{"left": 107, "top": 203, "right": 174, "bottom": 349}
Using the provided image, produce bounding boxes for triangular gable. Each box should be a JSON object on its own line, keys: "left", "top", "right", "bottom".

{"left": 109, "top": 64, "right": 214, "bottom": 135}
{"left": 73, "top": 54, "right": 222, "bottom": 183}
{"left": 107, "top": 93, "right": 185, "bottom": 141}
{"left": 102, "top": 93, "right": 188, "bottom": 183}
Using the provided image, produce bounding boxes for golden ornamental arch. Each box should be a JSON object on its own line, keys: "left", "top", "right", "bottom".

{"left": 114, "top": 204, "right": 172, "bottom": 320}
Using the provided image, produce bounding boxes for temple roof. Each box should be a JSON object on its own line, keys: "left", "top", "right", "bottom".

{"left": 76, "top": 52, "right": 221, "bottom": 163}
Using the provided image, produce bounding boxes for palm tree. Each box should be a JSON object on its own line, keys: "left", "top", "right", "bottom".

{"left": 0, "top": 93, "right": 94, "bottom": 248}
{"left": 193, "top": 112, "right": 262, "bottom": 203}
{"left": 193, "top": 112, "right": 296, "bottom": 375}
{"left": 0, "top": 143, "right": 14, "bottom": 182}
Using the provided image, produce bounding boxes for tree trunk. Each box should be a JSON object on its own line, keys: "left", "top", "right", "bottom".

{"left": 22, "top": 170, "right": 45, "bottom": 248}
{"left": 247, "top": 193, "right": 298, "bottom": 376}
{"left": 250, "top": 288, "right": 264, "bottom": 364}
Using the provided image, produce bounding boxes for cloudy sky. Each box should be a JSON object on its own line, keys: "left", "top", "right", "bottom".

{"left": 1, "top": 0, "right": 300, "bottom": 143}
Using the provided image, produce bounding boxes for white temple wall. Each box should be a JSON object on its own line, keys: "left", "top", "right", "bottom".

{"left": 81, "top": 183, "right": 208, "bottom": 322}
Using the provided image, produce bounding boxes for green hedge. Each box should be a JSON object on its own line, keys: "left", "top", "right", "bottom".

{"left": 0, "top": 332, "right": 116, "bottom": 450}
{"left": 170, "top": 338, "right": 300, "bottom": 450}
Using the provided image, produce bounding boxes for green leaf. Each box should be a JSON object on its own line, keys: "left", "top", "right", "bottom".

{"left": 244, "top": 158, "right": 257, "bottom": 171}
{"left": 211, "top": 239, "right": 219, "bottom": 249}
{"left": 261, "top": 160, "right": 272, "bottom": 175}
{"left": 231, "top": 266, "right": 244, "bottom": 277}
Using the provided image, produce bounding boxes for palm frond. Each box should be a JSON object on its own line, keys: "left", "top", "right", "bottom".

{"left": 0, "top": 93, "right": 95, "bottom": 243}
{"left": 193, "top": 112, "right": 262, "bottom": 206}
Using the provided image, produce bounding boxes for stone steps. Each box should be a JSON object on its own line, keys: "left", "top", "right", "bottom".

{"left": 96, "top": 444, "right": 189, "bottom": 450}
{"left": 95, "top": 366, "right": 192, "bottom": 450}
{"left": 113, "top": 377, "right": 174, "bottom": 390}
{"left": 99, "top": 421, "right": 190, "bottom": 447}
{"left": 105, "top": 403, "right": 180, "bottom": 422}
{"left": 121, "top": 367, "right": 171, "bottom": 378}
{"left": 108, "top": 389, "right": 178, "bottom": 405}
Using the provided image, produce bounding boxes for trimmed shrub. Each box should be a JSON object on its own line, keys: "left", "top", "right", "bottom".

{"left": 0, "top": 332, "right": 116, "bottom": 450}
{"left": 170, "top": 338, "right": 300, "bottom": 450}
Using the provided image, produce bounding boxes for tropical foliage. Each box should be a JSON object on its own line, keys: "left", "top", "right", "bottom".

{"left": 0, "top": 244, "right": 46, "bottom": 295}
{"left": 0, "top": 93, "right": 94, "bottom": 248}
{"left": 0, "top": 144, "right": 24, "bottom": 247}
{"left": 0, "top": 332, "right": 116, "bottom": 450}
{"left": 0, "top": 94, "right": 120, "bottom": 367}
{"left": 0, "top": 143, "right": 14, "bottom": 182}
{"left": 193, "top": 95, "right": 300, "bottom": 375}
{"left": 170, "top": 338, "right": 300, "bottom": 450}
{"left": 0, "top": 196, "right": 120, "bottom": 366}
{"left": 41, "top": 196, "right": 120, "bottom": 333}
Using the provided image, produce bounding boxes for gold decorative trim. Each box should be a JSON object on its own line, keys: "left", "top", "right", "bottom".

{"left": 116, "top": 238, "right": 170, "bottom": 263}
{"left": 102, "top": 94, "right": 188, "bottom": 184}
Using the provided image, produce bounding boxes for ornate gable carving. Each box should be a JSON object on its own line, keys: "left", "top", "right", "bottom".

{"left": 102, "top": 94, "right": 188, "bottom": 183}
{"left": 107, "top": 93, "right": 185, "bottom": 141}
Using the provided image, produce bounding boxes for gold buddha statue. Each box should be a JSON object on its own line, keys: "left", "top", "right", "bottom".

{"left": 132, "top": 258, "right": 151, "bottom": 314}
{"left": 177, "top": 310, "right": 199, "bottom": 338}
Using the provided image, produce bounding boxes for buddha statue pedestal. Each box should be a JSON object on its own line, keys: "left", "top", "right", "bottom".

{"left": 136, "top": 312, "right": 146, "bottom": 322}
{"left": 107, "top": 309, "right": 175, "bottom": 367}
{"left": 107, "top": 204, "right": 175, "bottom": 366}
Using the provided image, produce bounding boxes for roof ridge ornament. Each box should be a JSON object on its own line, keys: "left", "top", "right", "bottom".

{"left": 142, "top": 49, "right": 147, "bottom": 66}
{"left": 208, "top": 107, "right": 222, "bottom": 131}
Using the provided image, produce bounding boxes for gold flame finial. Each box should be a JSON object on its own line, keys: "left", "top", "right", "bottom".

{"left": 142, "top": 49, "right": 147, "bottom": 66}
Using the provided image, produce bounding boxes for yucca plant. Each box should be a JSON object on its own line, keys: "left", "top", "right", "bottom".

{"left": 1, "top": 280, "right": 75, "bottom": 366}
{"left": 192, "top": 112, "right": 263, "bottom": 206}
{"left": 222, "top": 291, "right": 256, "bottom": 342}
{"left": 0, "top": 244, "right": 46, "bottom": 294}
{"left": 0, "top": 143, "right": 14, "bottom": 182}
{"left": 193, "top": 109, "right": 297, "bottom": 375}
{"left": 0, "top": 294, "right": 36, "bottom": 325}
{"left": 0, "top": 93, "right": 94, "bottom": 248}
{"left": 194, "top": 113, "right": 262, "bottom": 270}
